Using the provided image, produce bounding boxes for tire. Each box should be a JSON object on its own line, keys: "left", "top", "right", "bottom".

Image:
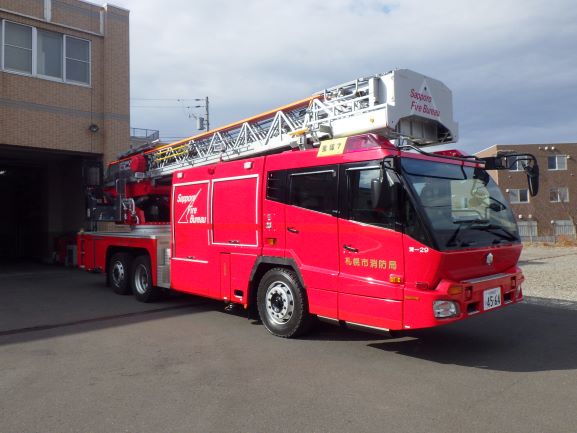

{"left": 257, "top": 268, "right": 313, "bottom": 338}
{"left": 130, "top": 255, "right": 161, "bottom": 303}
{"left": 109, "top": 252, "right": 132, "bottom": 295}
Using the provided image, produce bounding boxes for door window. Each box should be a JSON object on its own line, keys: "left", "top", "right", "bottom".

{"left": 288, "top": 169, "right": 337, "bottom": 215}
{"left": 345, "top": 166, "right": 398, "bottom": 229}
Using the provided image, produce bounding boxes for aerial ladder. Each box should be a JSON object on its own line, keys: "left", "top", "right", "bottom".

{"left": 108, "top": 69, "right": 458, "bottom": 181}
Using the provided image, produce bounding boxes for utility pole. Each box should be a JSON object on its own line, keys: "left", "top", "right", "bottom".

{"left": 205, "top": 96, "right": 210, "bottom": 132}
{"left": 192, "top": 97, "right": 210, "bottom": 132}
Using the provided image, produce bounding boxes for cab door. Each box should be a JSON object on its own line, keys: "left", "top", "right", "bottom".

{"left": 284, "top": 166, "right": 340, "bottom": 316}
{"left": 337, "top": 161, "right": 405, "bottom": 330}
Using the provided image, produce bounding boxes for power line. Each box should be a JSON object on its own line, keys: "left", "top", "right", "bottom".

{"left": 131, "top": 106, "right": 184, "bottom": 108}
{"left": 131, "top": 98, "right": 204, "bottom": 101}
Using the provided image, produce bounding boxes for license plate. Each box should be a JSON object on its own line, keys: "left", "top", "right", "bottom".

{"left": 483, "top": 287, "right": 502, "bottom": 310}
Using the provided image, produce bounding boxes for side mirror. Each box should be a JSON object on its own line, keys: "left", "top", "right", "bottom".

{"left": 371, "top": 175, "right": 400, "bottom": 210}
{"left": 526, "top": 164, "right": 539, "bottom": 197}
{"left": 479, "top": 152, "right": 540, "bottom": 197}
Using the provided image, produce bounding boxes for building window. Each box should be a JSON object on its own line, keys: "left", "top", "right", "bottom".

{"left": 37, "top": 29, "right": 63, "bottom": 79}
{"left": 1, "top": 20, "right": 90, "bottom": 86}
{"left": 548, "top": 155, "right": 567, "bottom": 171}
{"left": 550, "top": 187, "right": 569, "bottom": 203}
{"left": 3, "top": 21, "right": 33, "bottom": 74}
{"left": 65, "top": 36, "right": 90, "bottom": 84}
{"left": 508, "top": 156, "right": 525, "bottom": 172}
{"left": 509, "top": 188, "right": 529, "bottom": 204}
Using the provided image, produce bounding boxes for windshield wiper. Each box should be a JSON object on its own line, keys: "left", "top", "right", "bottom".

{"left": 453, "top": 218, "right": 489, "bottom": 225}
{"left": 446, "top": 219, "right": 488, "bottom": 246}
{"left": 470, "top": 223, "right": 518, "bottom": 242}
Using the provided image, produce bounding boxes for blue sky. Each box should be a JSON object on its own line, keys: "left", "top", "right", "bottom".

{"left": 110, "top": 0, "right": 577, "bottom": 154}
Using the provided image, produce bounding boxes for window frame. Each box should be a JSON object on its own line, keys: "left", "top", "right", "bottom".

{"left": 508, "top": 188, "right": 529, "bottom": 204}
{"left": 547, "top": 155, "right": 567, "bottom": 171}
{"left": 549, "top": 187, "right": 569, "bottom": 203}
{"left": 36, "top": 28, "right": 64, "bottom": 81}
{"left": 2, "top": 20, "right": 34, "bottom": 75}
{"left": 64, "top": 34, "right": 91, "bottom": 85}
{"left": 1, "top": 19, "right": 91, "bottom": 87}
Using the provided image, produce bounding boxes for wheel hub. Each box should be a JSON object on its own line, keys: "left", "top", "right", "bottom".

{"left": 134, "top": 264, "right": 149, "bottom": 295}
{"left": 112, "top": 262, "right": 124, "bottom": 285}
{"left": 265, "top": 281, "right": 295, "bottom": 325}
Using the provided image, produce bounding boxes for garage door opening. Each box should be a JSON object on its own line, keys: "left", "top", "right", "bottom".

{"left": 0, "top": 145, "right": 101, "bottom": 264}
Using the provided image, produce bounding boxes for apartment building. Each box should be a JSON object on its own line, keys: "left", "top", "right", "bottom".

{"left": 477, "top": 143, "right": 577, "bottom": 241}
{"left": 0, "top": 0, "right": 130, "bottom": 261}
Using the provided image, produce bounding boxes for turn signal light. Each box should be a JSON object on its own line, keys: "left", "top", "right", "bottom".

{"left": 390, "top": 274, "right": 403, "bottom": 284}
{"left": 448, "top": 286, "right": 463, "bottom": 296}
{"left": 266, "top": 238, "right": 277, "bottom": 246}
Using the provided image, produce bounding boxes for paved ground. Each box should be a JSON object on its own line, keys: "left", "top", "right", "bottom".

{"left": 1, "top": 249, "right": 577, "bottom": 433}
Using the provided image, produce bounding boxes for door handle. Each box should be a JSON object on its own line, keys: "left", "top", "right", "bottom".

{"left": 186, "top": 255, "right": 195, "bottom": 260}
{"left": 287, "top": 227, "right": 299, "bottom": 234}
{"left": 343, "top": 244, "right": 359, "bottom": 253}
{"left": 228, "top": 240, "right": 240, "bottom": 244}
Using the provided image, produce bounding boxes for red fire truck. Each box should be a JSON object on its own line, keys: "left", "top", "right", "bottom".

{"left": 78, "top": 69, "right": 539, "bottom": 337}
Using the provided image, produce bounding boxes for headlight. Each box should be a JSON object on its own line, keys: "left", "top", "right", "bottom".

{"left": 433, "top": 300, "right": 460, "bottom": 318}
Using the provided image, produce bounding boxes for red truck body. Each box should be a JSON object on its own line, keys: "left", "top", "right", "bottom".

{"left": 79, "top": 133, "right": 524, "bottom": 334}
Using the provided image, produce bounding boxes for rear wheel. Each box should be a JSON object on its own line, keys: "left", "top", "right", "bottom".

{"left": 257, "top": 268, "right": 313, "bottom": 338}
{"left": 109, "top": 252, "right": 132, "bottom": 295}
{"left": 131, "top": 255, "right": 161, "bottom": 303}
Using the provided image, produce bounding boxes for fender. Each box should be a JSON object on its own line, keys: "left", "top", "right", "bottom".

{"left": 249, "top": 256, "right": 306, "bottom": 289}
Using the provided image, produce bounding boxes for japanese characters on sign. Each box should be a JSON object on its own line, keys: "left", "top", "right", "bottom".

{"left": 344, "top": 256, "right": 397, "bottom": 270}
{"left": 317, "top": 138, "right": 346, "bottom": 157}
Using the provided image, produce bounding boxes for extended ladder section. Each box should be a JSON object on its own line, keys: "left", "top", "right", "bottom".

{"left": 119, "top": 69, "right": 459, "bottom": 179}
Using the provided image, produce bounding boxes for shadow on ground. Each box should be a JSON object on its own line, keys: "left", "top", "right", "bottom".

{"left": 366, "top": 300, "right": 577, "bottom": 373}
{"left": 2, "top": 264, "right": 577, "bottom": 374}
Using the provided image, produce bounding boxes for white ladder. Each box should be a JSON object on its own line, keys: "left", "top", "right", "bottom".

{"left": 143, "top": 69, "right": 458, "bottom": 178}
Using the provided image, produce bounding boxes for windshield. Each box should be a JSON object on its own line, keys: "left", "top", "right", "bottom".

{"left": 402, "top": 158, "right": 519, "bottom": 250}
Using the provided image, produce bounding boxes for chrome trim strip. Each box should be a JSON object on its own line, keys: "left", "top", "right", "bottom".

{"left": 344, "top": 321, "right": 390, "bottom": 332}
{"left": 91, "top": 233, "right": 158, "bottom": 239}
{"left": 316, "top": 315, "right": 338, "bottom": 322}
{"left": 463, "top": 273, "right": 508, "bottom": 284}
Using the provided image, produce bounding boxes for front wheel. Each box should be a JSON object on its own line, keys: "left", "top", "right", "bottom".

{"left": 131, "top": 255, "right": 161, "bottom": 303}
{"left": 257, "top": 268, "right": 313, "bottom": 338}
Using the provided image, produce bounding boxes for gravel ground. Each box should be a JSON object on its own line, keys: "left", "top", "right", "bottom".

{"left": 520, "top": 245, "right": 577, "bottom": 302}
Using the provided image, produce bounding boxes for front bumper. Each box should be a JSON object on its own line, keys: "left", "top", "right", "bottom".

{"left": 402, "top": 270, "right": 523, "bottom": 330}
